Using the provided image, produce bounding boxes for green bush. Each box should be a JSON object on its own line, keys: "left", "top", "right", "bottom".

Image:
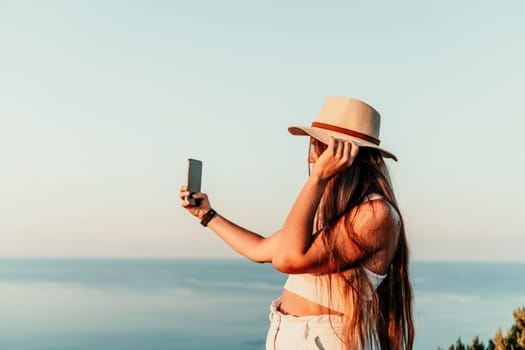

{"left": 438, "top": 307, "right": 525, "bottom": 350}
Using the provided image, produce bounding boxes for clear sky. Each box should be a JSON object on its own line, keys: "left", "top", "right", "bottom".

{"left": 1, "top": 1, "right": 524, "bottom": 261}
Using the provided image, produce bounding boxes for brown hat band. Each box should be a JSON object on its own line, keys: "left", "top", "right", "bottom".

{"left": 311, "top": 122, "right": 381, "bottom": 145}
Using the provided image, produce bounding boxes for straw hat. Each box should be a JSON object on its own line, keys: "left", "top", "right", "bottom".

{"left": 288, "top": 96, "right": 397, "bottom": 161}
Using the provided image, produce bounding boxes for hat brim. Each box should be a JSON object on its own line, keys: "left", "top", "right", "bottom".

{"left": 288, "top": 126, "right": 398, "bottom": 161}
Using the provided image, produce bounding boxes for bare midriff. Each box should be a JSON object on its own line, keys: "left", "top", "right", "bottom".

{"left": 279, "top": 289, "right": 345, "bottom": 316}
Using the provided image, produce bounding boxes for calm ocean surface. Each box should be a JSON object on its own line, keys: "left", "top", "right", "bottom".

{"left": 0, "top": 259, "right": 524, "bottom": 350}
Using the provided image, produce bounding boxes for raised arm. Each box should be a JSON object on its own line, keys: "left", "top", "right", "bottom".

{"left": 271, "top": 137, "right": 364, "bottom": 274}
{"left": 180, "top": 186, "right": 278, "bottom": 263}
{"left": 180, "top": 138, "right": 368, "bottom": 270}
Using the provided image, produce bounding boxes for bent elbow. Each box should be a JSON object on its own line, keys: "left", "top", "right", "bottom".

{"left": 248, "top": 255, "right": 271, "bottom": 264}
{"left": 272, "top": 255, "right": 303, "bottom": 274}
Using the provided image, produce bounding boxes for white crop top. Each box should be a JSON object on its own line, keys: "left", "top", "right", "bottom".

{"left": 283, "top": 193, "right": 388, "bottom": 313}
{"left": 283, "top": 267, "right": 387, "bottom": 313}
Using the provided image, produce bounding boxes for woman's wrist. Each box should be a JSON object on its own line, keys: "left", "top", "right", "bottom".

{"left": 308, "top": 172, "right": 330, "bottom": 186}
{"left": 200, "top": 208, "right": 217, "bottom": 227}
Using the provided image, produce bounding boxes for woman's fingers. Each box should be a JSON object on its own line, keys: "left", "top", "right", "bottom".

{"left": 192, "top": 193, "right": 205, "bottom": 199}
{"left": 349, "top": 141, "right": 359, "bottom": 162}
{"left": 180, "top": 191, "right": 205, "bottom": 200}
{"left": 180, "top": 189, "right": 211, "bottom": 208}
{"left": 342, "top": 140, "right": 358, "bottom": 165}
{"left": 179, "top": 190, "right": 190, "bottom": 200}
{"left": 309, "top": 138, "right": 361, "bottom": 181}
{"left": 333, "top": 138, "right": 342, "bottom": 158}
{"left": 326, "top": 137, "right": 340, "bottom": 158}
{"left": 326, "top": 138, "right": 360, "bottom": 168}
{"left": 329, "top": 137, "right": 355, "bottom": 161}
{"left": 342, "top": 140, "right": 350, "bottom": 161}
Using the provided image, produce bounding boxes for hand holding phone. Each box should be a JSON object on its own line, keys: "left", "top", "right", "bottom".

{"left": 186, "top": 158, "right": 202, "bottom": 206}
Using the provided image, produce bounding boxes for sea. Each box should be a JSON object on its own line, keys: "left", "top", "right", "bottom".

{"left": 0, "top": 259, "right": 524, "bottom": 350}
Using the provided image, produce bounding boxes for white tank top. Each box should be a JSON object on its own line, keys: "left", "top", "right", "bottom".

{"left": 282, "top": 193, "right": 388, "bottom": 313}
{"left": 283, "top": 267, "right": 387, "bottom": 313}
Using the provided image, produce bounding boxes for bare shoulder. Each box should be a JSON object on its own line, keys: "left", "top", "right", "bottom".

{"left": 347, "top": 198, "right": 401, "bottom": 248}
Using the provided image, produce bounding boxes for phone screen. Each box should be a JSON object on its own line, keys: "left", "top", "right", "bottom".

{"left": 186, "top": 159, "right": 202, "bottom": 205}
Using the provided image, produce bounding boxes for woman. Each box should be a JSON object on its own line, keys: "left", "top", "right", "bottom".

{"left": 180, "top": 96, "right": 414, "bottom": 350}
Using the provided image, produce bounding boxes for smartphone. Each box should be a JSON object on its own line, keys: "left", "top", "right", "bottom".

{"left": 186, "top": 158, "right": 202, "bottom": 206}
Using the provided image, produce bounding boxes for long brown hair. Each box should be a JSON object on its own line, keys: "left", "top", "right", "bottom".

{"left": 310, "top": 138, "right": 414, "bottom": 350}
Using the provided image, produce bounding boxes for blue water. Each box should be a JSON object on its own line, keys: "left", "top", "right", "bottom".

{"left": 0, "top": 259, "right": 523, "bottom": 350}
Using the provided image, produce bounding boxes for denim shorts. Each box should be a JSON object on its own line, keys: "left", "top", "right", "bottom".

{"left": 265, "top": 297, "right": 345, "bottom": 350}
